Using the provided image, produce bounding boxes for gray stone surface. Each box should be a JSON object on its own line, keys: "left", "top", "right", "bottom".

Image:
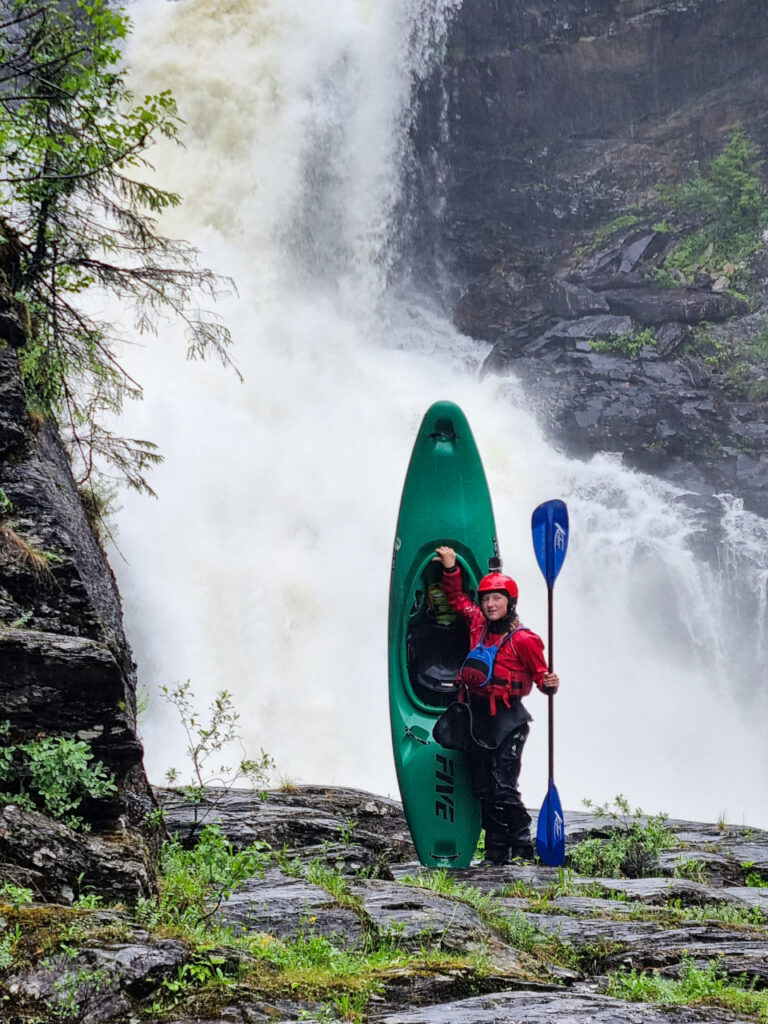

{"left": 214, "top": 866, "right": 365, "bottom": 946}
{"left": 158, "top": 785, "right": 416, "bottom": 866}
{"left": 5, "top": 931, "right": 188, "bottom": 1024}
{"left": 372, "top": 988, "right": 753, "bottom": 1023}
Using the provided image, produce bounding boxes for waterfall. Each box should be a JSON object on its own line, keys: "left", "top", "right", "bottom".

{"left": 113, "top": 0, "right": 768, "bottom": 827}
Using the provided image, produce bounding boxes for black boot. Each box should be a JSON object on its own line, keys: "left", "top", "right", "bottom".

{"left": 507, "top": 841, "right": 534, "bottom": 861}
{"left": 482, "top": 846, "right": 510, "bottom": 865}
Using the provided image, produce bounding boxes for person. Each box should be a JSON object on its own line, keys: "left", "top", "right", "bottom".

{"left": 433, "top": 545, "right": 560, "bottom": 865}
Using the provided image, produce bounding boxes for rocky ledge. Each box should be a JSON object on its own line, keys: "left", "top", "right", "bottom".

{"left": 2, "top": 785, "right": 768, "bottom": 1023}
{"left": 468, "top": 228, "right": 768, "bottom": 518}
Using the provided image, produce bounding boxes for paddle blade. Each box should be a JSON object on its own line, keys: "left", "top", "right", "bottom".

{"left": 531, "top": 500, "right": 569, "bottom": 588}
{"left": 536, "top": 782, "right": 566, "bottom": 867}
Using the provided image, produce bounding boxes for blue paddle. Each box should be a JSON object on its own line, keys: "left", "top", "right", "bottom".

{"left": 531, "top": 499, "right": 569, "bottom": 867}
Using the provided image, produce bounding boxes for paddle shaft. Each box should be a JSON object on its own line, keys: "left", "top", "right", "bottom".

{"left": 547, "top": 585, "right": 554, "bottom": 785}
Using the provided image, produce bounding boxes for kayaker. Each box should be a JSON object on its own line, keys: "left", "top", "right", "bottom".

{"left": 433, "top": 545, "right": 559, "bottom": 864}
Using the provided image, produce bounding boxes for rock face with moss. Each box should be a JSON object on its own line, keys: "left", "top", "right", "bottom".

{"left": 0, "top": 306, "right": 150, "bottom": 841}
{"left": 2, "top": 786, "right": 768, "bottom": 1023}
{"left": 412, "top": 0, "right": 768, "bottom": 517}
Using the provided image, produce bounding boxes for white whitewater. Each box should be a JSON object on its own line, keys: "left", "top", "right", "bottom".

{"left": 113, "top": 0, "right": 768, "bottom": 826}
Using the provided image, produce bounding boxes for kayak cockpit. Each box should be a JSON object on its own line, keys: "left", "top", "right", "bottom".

{"left": 406, "top": 564, "right": 469, "bottom": 708}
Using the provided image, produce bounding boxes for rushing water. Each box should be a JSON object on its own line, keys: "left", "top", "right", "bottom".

{"left": 112, "top": 0, "right": 768, "bottom": 827}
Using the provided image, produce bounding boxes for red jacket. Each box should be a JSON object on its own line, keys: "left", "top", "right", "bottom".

{"left": 442, "top": 566, "right": 549, "bottom": 702}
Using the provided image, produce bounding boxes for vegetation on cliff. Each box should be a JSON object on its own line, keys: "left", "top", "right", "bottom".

{"left": 0, "top": 0, "right": 233, "bottom": 498}
{"left": 657, "top": 126, "right": 768, "bottom": 288}
{"left": 0, "top": 721, "right": 116, "bottom": 830}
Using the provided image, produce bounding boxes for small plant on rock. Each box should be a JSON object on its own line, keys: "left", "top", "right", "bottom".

{"left": 589, "top": 327, "right": 657, "bottom": 358}
{"left": 568, "top": 794, "right": 675, "bottom": 879}
{"left": 605, "top": 955, "right": 768, "bottom": 1018}
{"left": 136, "top": 823, "right": 269, "bottom": 936}
{"left": 160, "top": 681, "right": 274, "bottom": 829}
{"left": 673, "top": 857, "right": 707, "bottom": 884}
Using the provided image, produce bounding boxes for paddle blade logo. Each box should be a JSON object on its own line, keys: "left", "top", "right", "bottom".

{"left": 553, "top": 809, "right": 564, "bottom": 840}
{"left": 531, "top": 499, "right": 569, "bottom": 588}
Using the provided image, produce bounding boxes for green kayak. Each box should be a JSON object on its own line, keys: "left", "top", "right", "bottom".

{"left": 389, "top": 401, "right": 499, "bottom": 868}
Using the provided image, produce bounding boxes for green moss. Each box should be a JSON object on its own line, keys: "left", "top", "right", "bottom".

{"left": 589, "top": 328, "right": 657, "bottom": 357}
{"left": 589, "top": 212, "right": 641, "bottom": 252}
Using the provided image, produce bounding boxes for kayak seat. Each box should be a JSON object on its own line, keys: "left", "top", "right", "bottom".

{"left": 407, "top": 614, "right": 469, "bottom": 707}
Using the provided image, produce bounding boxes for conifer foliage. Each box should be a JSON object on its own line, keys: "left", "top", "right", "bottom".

{"left": 0, "top": 0, "right": 234, "bottom": 493}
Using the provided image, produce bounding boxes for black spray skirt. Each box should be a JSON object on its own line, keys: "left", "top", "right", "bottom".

{"left": 433, "top": 694, "right": 532, "bottom": 753}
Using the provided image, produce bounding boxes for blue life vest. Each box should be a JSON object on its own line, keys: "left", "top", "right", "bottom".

{"left": 458, "top": 626, "right": 526, "bottom": 690}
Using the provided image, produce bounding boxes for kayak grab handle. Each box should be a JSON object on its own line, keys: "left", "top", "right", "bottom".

{"left": 427, "top": 416, "right": 460, "bottom": 452}
{"left": 404, "top": 725, "right": 429, "bottom": 746}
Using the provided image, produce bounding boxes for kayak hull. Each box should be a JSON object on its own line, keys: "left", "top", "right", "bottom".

{"left": 389, "top": 401, "right": 499, "bottom": 868}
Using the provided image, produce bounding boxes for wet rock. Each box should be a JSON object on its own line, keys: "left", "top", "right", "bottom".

{"left": 0, "top": 346, "right": 151, "bottom": 834}
{"left": 586, "top": 877, "right": 734, "bottom": 907}
{"left": 541, "top": 280, "right": 610, "bottom": 319}
{"left": 5, "top": 924, "right": 188, "bottom": 1024}
{"left": 0, "top": 349, "right": 26, "bottom": 458}
{"left": 453, "top": 272, "right": 539, "bottom": 339}
{"left": 373, "top": 988, "right": 750, "bottom": 1023}
{"left": 0, "top": 628, "right": 143, "bottom": 779}
{"left": 0, "top": 312, "right": 26, "bottom": 349}
{"left": 153, "top": 1010, "right": 311, "bottom": 1024}
{"left": 348, "top": 877, "right": 490, "bottom": 951}
{"left": 0, "top": 804, "right": 154, "bottom": 905}
{"left": 603, "top": 288, "right": 748, "bottom": 325}
{"left": 619, "top": 234, "right": 665, "bottom": 274}
{"left": 158, "top": 785, "right": 415, "bottom": 866}
{"left": 214, "top": 867, "right": 365, "bottom": 947}
{"left": 409, "top": 0, "right": 768, "bottom": 519}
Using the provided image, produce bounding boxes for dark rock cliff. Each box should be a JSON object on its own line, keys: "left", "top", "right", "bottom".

{"left": 411, "top": 0, "right": 768, "bottom": 520}
{"left": 0, "top": 306, "right": 151, "bottom": 844}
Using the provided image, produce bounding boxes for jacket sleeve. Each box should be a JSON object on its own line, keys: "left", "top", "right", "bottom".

{"left": 441, "top": 566, "right": 482, "bottom": 624}
{"left": 514, "top": 629, "right": 550, "bottom": 688}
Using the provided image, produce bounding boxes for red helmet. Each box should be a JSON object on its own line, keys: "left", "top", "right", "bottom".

{"left": 477, "top": 572, "right": 518, "bottom": 602}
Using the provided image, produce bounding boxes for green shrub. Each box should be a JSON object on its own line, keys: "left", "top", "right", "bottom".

{"left": 659, "top": 126, "right": 768, "bottom": 282}
{"left": 160, "top": 682, "right": 274, "bottom": 831}
{"left": 568, "top": 795, "right": 674, "bottom": 878}
{"left": 136, "top": 824, "right": 269, "bottom": 937}
{"left": 605, "top": 956, "right": 768, "bottom": 1018}
{"left": 589, "top": 328, "right": 657, "bottom": 357}
{"left": 0, "top": 722, "right": 117, "bottom": 829}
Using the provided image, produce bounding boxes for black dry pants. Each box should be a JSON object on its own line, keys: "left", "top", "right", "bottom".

{"left": 467, "top": 723, "right": 531, "bottom": 859}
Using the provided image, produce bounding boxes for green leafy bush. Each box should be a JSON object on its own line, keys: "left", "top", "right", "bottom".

{"left": 136, "top": 824, "right": 269, "bottom": 935}
{"left": 0, "top": 721, "right": 116, "bottom": 829}
{"left": 589, "top": 328, "right": 657, "bottom": 358}
{"left": 569, "top": 795, "right": 674, "bottom": 878}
